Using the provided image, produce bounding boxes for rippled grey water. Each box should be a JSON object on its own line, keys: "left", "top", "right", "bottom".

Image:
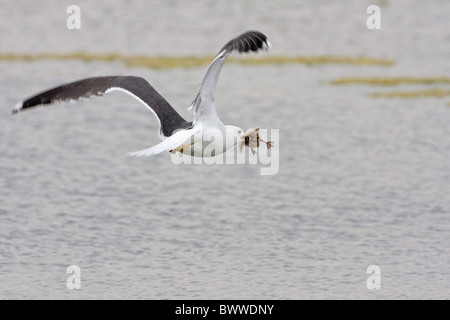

{"left": 1, "top": 0, "right": 449, "bottom": 299}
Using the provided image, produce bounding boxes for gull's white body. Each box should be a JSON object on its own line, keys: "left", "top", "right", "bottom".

{"left": 179, "top": 124, "right": 244, "bottom": 157}
{"left": 127, "top": 123, "right": 244, "bottom": 158}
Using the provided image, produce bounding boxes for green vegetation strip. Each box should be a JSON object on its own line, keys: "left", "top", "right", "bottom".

{"left": 371, "top": 89, "right": 450, "bottom": 98}
{"left": 330, "top": 77, "right": 450, "bottom": 86}
{"left": 0, "top": 52, "right": 395, "bottom": 69}
{"left": 330, "top": 77, "right": 450, "bottom": 100}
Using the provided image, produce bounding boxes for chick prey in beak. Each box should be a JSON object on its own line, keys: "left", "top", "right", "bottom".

{"left": 240, "top": 128, "right": 273, "bottom": 155}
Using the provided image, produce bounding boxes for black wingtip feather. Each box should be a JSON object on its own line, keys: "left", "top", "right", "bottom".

{"left": 221, "top": 31, "right": 270, "bottom": 55}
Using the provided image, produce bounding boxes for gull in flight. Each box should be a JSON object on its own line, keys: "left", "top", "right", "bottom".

{"left": 12, "top": 31, "right": 273, "bottom": 157}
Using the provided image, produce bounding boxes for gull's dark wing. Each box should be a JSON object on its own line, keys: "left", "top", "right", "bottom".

{"left": 12, "top": 76, "right": 192, "bottom": 137}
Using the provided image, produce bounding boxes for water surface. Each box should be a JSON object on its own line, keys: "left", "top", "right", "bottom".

{"left": 1, "top": 0, "right": 449, "bottom": 299}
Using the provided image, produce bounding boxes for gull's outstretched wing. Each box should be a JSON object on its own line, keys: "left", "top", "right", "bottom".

{"left": 12, "top": 76, "right": 192, "bottom": 138}
{"left": 189, "top": 31, "right": 271, "bottom": 124}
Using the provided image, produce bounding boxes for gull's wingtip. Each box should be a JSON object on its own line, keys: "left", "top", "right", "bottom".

{"left": 12, "top": 101, "right": 23, "bottom": 115}
{"left": 220, "top": 30, "right": 272, "bottom": 56}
